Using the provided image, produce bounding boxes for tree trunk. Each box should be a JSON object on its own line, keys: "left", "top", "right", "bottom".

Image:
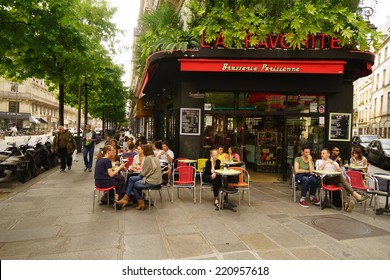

{"left": 59, "top": 83, "right": 64, "bottom": 126}
{"left": 84, "top": 78, "right": 88, "bottom": 127}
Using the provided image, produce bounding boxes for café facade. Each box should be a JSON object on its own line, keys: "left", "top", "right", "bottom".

{"left": 134, "top": 33, "right": 375, "bottom": 180}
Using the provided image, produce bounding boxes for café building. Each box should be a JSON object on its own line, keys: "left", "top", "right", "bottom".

{"left": 134, "top": 33, "right": 374, "bottom": 179}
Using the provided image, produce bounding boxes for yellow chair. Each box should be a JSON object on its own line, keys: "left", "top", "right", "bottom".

{"left": 196, "top": 158, "right": 208, "bottom": 179}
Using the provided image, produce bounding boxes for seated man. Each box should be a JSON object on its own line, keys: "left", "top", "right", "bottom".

{"left": 315, "top": 148, "right": 368, "bottom": 212}
{"left": 294, "top": 146, "right": 320, "bottom": 207}
{"left": 157, "top": 141, "right": 174, "bottom": 165}
{"left": 217, "top": 145, "right": 227, "bottom": 163}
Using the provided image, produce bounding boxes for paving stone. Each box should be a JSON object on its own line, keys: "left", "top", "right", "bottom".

{"left": 165, "top": 233, "right": 213, "bottom": 259}
{"left": 214, "top": 242, "right": 249, "bottom": 253}
{"left": 256, "top": 249, "right": 298, "bottom": 260}
{"left": 164, "top": 224, "right": 198, "bottom": 235}
{"left": 240, "top": 233, "right": 280, "bottom": 250}
{"left": 30, "top": 248, "right": 119, "bottom": 260}
{"left": 0, "top": 225, "right": 60, "bottom": 242}
{"left": 65, "top": 232, "right": 120, "bottom": 252}
{"left": 11, "top": 215, "right": 58, "bottom": 230}
{"left": 123, "top": 233, "right": 169, "bottom": 260}
{"left": 222, "top": 251, "right": 259, "bottom": 260}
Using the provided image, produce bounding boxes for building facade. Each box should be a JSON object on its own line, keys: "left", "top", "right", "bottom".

{"left": 0, "top": 77, "right": 96, "bottom": 133}
{"left": 354, "top": 15, "right": 390, "bottom": 137}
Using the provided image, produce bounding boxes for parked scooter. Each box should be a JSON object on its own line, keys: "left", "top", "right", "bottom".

{"left": 0, "top": 142, "right": 26, "bottom": 183}
{"left": 44, "top": 136, "right": 59, "bottom": 168}
{"left": 34, "top": 138, "right": 52, "bottom": 170}
{"left": 0, "top": 142, "right": 23, "bottom": 162}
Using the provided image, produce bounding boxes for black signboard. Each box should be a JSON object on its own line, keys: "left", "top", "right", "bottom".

{"left": 180, "top": 108, "right": 201, "bottom": 135}
{"left": 329, "top": 112, "right": 351, "bottom": 141}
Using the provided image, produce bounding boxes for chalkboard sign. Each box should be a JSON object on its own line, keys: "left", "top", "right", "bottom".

{"left": 329, "top": 112, "right": 351, "bottom": 141}
{"left": 180, "top": 108, "right": 201, "bottom": 135}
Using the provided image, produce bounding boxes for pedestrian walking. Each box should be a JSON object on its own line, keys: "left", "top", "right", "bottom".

{"left": 52, "top": 126, "right": 77, "bottom": 172}
{"left": 11, "top": 124, "right": 17, "bottom": 137}
{"left": 82, "top": 124, "right": 96, "bottom": 172}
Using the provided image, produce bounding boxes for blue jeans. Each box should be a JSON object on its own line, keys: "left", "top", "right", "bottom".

{"left": 296, "top": 174, "right": 319, "bottom": 198}
{"left": 125, "top": 175, "right": 142, "bottom": 196}
{"left": 133, "top": 180, "right": 157, "bottom": 200}
{"left": 83, "top": 145, "right": 94, "bottom": 169}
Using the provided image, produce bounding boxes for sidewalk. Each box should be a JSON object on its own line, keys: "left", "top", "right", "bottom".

{"left": 0, "top": 145, "right": 389, "bottom": 260}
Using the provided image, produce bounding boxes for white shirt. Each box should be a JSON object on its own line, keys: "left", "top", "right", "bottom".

{"left": 315, "top": 159, "right": 339, "bottom": 171}
{"left": 158, "top": 149, "right": 174, "bottom": 163}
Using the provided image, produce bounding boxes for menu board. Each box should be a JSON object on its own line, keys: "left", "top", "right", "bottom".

{"left": 180, "top": 108, "right": 201, "bottom": 135}
{"left": 329, "top": 112, "right": 351, "bottom": 141}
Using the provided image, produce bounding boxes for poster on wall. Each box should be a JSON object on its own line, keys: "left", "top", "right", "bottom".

{"left": 329, "top": 112, "right": 351, "bottom": 141}
{"left": 180, "top": 108, "right": 201, "bottom": 135}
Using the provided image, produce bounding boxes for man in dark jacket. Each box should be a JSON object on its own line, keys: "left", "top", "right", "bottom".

{"left": 52, "top": 126, "right": 77, "bottom": 172}
{"left": 82, "top": 124, "right": 97, "bottom": 172}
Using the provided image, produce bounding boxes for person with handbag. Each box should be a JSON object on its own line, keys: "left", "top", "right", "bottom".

{"left": 116, "top": 144, "right": 162, "bottom": 210}
{"left": 52, "top": 125, "right": 77, "bottom": 172}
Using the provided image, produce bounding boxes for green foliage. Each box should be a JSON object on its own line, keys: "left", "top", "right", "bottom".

{"left": 133, "top": 2, "right": 199, "bottom": 77}
{"left": 186, "top": 0, "right": 383, "bottom": 51}
{"left": 0, "top": 0, "right": 128, "bottom": 124}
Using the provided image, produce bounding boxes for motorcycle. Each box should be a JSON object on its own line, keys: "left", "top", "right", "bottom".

{"left": 17, "top": 137, "right": 41, "bottom": 180}
{"left": 0, "top": 142, "right": 26, "bottom": 183}
{"left": 44, "top": 136, "right": 59, "bottom": 168}
{"left": 0, "top": 142, "right": 23, "bottom": 162}
{"left": 34, "top": 138, "right": 52, "bottom": 170}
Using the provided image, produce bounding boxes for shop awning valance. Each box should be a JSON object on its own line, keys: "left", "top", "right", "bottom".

{"left": 180, "top": 59, "right": 346, "bottom": 74}
{"left": 29, "top": 116, "right": 41, "bottom": 124}
{"left": 38, "top": 118, "right": 48, "bottom": 124}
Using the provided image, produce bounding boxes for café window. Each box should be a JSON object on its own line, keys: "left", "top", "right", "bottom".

{"left": 240, "top": 93, "right": 286, "bottom": 112}
{"left": 9, "top": 101, "right": 20, "bottom": 113}
{"left": 286, "top": 95, "right": 325, "bottom": 113}
{"left": 205, "top": 92, "right": 234, "bottom": 110}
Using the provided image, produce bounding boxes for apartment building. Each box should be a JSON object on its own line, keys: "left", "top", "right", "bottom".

{"left": 0, "top": 77, "right": 78, "bottom": 133}
{"left": 354, "top": 15, "right": 390, "bottom": 137}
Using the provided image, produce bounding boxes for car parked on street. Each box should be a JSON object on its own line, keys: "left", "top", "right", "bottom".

{"left": 366, "top": 138, "right": 390, "bottom": 169}
{"left": 351, "top": 134, "right": 380, "bottom": 155}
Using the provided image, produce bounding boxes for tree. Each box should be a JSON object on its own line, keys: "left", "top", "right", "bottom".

{"left": 0, "top": 0, "right": 121, "bottom": 125}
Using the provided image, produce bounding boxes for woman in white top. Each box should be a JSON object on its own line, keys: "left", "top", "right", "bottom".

{"left": 350, "top": 148, "right": 368, "bottom": 168}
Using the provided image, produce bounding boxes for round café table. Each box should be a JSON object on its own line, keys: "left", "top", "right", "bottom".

{"left": 221, "top": 161, "right": 241, "bottom": 168}
{"left": 215, "top": 169, "right": 241, "bottom": 212}
{"left": 372, "top": 173, "right": 390, "bottom": 215}
{"left": 344, "top": 164, "right": 367, "bottom": 171}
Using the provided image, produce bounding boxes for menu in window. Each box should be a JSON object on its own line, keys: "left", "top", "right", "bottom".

{"left": 180, "top": 108, "right": 201, "bottom": 135}
{"left": 329, "top": 113, "right": 351, "bottom": 141}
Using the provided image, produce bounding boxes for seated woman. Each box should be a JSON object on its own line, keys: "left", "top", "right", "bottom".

{"left": 131, "top": 145, "right": 145, "bottom": 170}
{"left": 116, "top": 144, "right": 162, "bottom": 210}
{"left": 225, "top": 146, "right": 240, "bottom": 162}
{"left": 294, "top": 146, "right": 320, "bottom": 208}
{"left": 203, "top": 149, "right": 223, "bottom": 210}
{"left": 350, "top": 148, "right": 368, "bottom": 168}
{"left": 94, "top": 145, "right": 127, "bottom": 207}
{"left": 110, "top": 139, "right": 121, "bottom": 161}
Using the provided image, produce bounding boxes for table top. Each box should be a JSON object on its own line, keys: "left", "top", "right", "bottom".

{"left": 313, "top": 170, "right": 341, "bottom": 175}
{"left": 122, "top": 158, "right": 129, "bottom": 162}
{"left": 221, "top": 161, "right": 241, "bottom": 165}
{"left": 178, "top": 159, "right": 197, "bottom": 163}
{"left": 128, "top": 169, "right": 141, "bottom": 174}
{"left": 344, "top": 164, "right": 366, "bottom": 170}
{"left": 215, "top": 169, "right": 241, "bottom": 176}
{"left": 372, "top": 173, "right": 390, "bottom": 180}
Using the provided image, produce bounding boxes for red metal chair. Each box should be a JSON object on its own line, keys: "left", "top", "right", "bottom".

{"left": 346, "top": 170, "right": 375, "bottom": 212}
{"left": 319, "top": 174, "right": 344, "bottom": 211}
{"left": 93, "top": 186, "right": 117, "bottom": 213}
{"left": 171, "top": 165, "right": 196, "bottom": 203}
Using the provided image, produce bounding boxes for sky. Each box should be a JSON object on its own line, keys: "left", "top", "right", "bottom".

{"left": 107, "top": 0, "right": 390, "bottom": 88}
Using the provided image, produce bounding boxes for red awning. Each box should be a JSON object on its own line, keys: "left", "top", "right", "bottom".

{"left": 180, "top": 59, "right": 346, "bottom": 74}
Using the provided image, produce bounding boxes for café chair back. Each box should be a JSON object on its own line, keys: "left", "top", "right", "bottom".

{"left": 196, "top": 158, "right": 208, "bottom": 178}
{"left": 227, "top": 166, "right": 251, "bottom": 208}
{"left": 199, "top": 167, "right": 213, "bottom": 204}
{"left": 92, "top": 186, "right": 117, "bottom": 213}
{"left": 291, "top": 165, "right": 301, "bottom": 202}
{"left": 171, "top": 165, "right": 196, "bottom": 203}
{"left": 161, "top": 165, "right": 172, "bottom": 202}
{"left": 346, "top": 170, "right": 375, "bottom": 212}
{"left": 319, "top": 175, "right": 344, "bottom": 211}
